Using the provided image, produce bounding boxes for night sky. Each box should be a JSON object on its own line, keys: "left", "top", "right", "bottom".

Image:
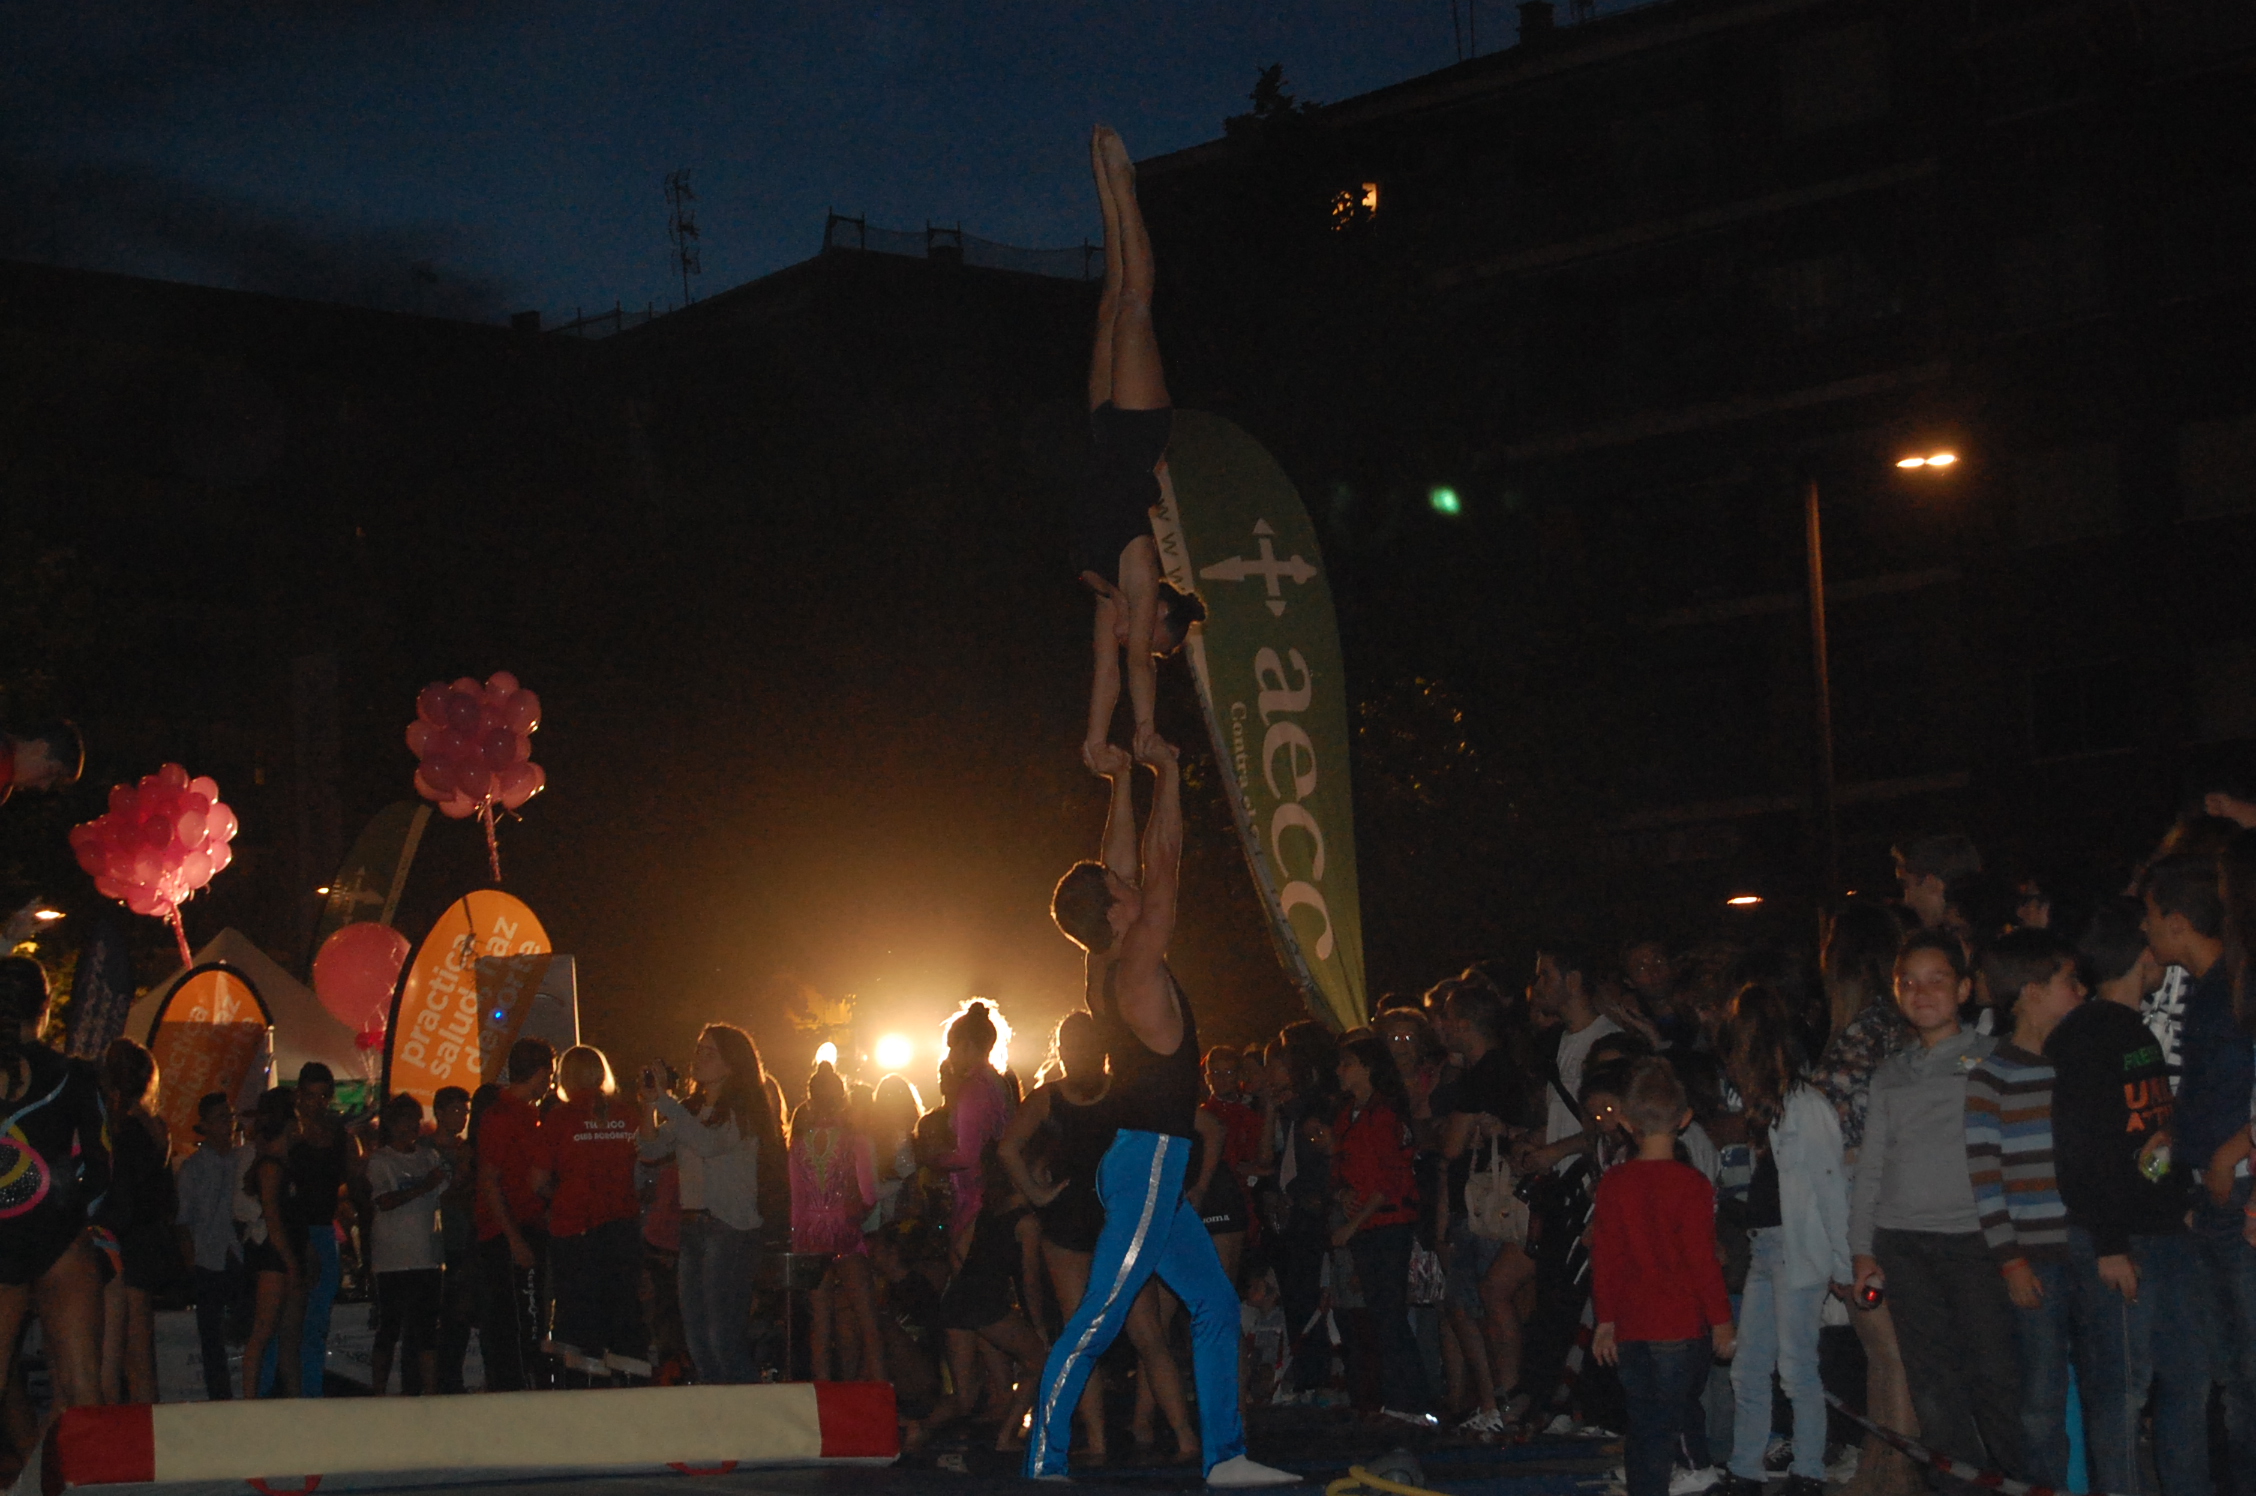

{"left": 0, "top": 1, "right": 1609, "bottom": 324}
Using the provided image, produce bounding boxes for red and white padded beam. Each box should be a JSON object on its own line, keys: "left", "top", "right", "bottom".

{"left": 25, "top": 1382, "right": 895, "bottom": 1496}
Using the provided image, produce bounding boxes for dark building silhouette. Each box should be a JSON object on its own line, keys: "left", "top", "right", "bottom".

{"left": 9, "top": 0, "right": 2256, "bottom": 1023}
{"left": 1136, "top": 0, "right": 2256, "bottom": 949}
{"left": 0, "top": 238, "right": 1325, "bottom": 1056}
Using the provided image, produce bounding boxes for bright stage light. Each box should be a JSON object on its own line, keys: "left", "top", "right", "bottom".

{"left": 875, "top": 1033, "right": 914, "bottom": 1071}
{"left": 1896, "top": 452, "right": 1958, "bottom": 470}
{"left": 1725, "top": 894, "right": 1763, "bottom": 907}
{"left": 1429, "top": 486, "right": 1462, "bottom": 516}
{"left": 813, "top": 1041, "right": 838, "bottom": 1067}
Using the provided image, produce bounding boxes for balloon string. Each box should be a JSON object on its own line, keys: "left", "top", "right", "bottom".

{"left": 167, "top": 909, "right": 192, "bottom": 969}
{"left": 481, "top": 801, "right": 503, "bottom": 883}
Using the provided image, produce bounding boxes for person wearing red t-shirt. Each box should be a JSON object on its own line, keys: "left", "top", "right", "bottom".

{"left": 1590, "top": 1058, "right": 1736, "bottom": 1496}
{"left": 1330, "top": 1034, "right": 1433, "bottom": 1425}
{"left": 476, "top": 1038, "right": 555, "bottom": 1391}
{"left": 1201, "top": 1046, "right": 1265, "bottom": 1264}
{"left": 538, "top": 1045, "right": 650, "bottom": 1385}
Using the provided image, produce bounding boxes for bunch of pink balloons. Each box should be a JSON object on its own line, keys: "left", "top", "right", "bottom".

{"left": 405, "top": 672, "right": 546, "bottom": 822}
{"left": 68, "top": 765, "right": 238, "bottom": 965}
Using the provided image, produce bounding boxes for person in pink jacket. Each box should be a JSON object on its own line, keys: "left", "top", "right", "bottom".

{"left": 790, "top": 1061, "right": 881, "bottom": 1381}
{"left": 936, "top": 1003, "right": 1014, "bottom": 1257}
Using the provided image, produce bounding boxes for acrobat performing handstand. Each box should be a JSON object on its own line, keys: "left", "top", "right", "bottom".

{"left": 1026, "top": 733, "right": 1297, "bottom": 1487}
{"left": 1076, "top": 126, "right": 1205, "bottom": 771}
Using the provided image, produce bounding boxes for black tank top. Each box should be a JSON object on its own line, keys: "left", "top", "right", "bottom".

{"left": 1051, "top": 1086, "right": 1116, "bottom": 1186}
{"left": 1097, "top": 961, "right": 1201, "bottom": 1139}
{"left": 285, "top": 1124, "right": 349, "bottom": 1230}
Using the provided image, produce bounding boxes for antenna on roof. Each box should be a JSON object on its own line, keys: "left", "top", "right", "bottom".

{"left": 665, "top": 169, "right": 702, "bottom": 307}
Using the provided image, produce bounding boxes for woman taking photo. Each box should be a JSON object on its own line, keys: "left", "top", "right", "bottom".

{"left": 1332, "top": 1033, "right": 1432, "bottom": 1424}
{"left": 790, "top": 1060, "right": 882, "bottom": 1382}
{"left": 543, "top": 1046, "right": 648, "bottom": 1384}
{"left": 238, "top": 1088, "right": 300, "bottom": 1400}
{"left": 639, "top": 1024, "right": 779, "bottom": 1384}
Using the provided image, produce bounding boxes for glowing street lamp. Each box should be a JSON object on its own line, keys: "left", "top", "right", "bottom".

{"left": 1725, "top": 894, "right": 1764, "bottom": 908}
{"left": 32, "top": 909, "right": 63, "bottom": 923}
{"left": 1805, "top": 447, "right": 1963, "bottom": 914}
{"left": 874, "top": 1033, "right": 914, "bottom": 1072}
{"left": 813, "top": 1041, "right": 839, "bottom": 1068}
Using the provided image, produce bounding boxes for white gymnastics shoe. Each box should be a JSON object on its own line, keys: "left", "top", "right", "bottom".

{"left": 1207, "top": 1456, "right": 1301, "bottom": 1487}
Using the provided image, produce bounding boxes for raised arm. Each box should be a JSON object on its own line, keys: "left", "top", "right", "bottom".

{"left": 1095, "top": 743, "right": 1139, "bottom": 880}
{"left": 1114, "top": 735, "right": 1182, "bottom": 1047}
{"left": 1084, "top": 588, "right": 1125, "bottom": 772}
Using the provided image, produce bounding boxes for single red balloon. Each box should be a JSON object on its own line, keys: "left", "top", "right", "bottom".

{"left": 312, "top": 922, "right": 410, "bottom": 1032}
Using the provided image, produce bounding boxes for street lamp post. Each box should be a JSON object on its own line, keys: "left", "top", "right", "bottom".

{"left": 1804, "top": 450, "right": 1959, "bottom": 923}
{"left": 1805, "top": 475, "right": 1839, "bottom": 920}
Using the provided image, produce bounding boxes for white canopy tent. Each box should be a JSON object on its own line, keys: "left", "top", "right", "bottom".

{"left": 125, "top": 928, "right": 366, "bottom": 1090}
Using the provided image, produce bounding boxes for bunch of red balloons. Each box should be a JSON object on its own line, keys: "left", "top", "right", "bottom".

{"left": 405, "top": 672, "right": 546, "bottom": 821}
{"left": 68, "top": 765, "right": 238, "bottom": 963}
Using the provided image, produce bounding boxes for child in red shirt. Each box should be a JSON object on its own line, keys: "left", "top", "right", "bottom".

{"left": 538, "top": 1045, "right": 650, "bottom": 1383}
{"left": 1591, "top": 1057, "right": 1735, "bottom": 1496}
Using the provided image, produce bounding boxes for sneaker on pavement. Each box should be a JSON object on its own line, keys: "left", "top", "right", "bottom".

{"left": 1823, "top": 1444, "right": 1860, "bottom": 1483}
{"left": 1762, "top": 1436, "right": 1793, "bottom": 1473}
{"left": 1669, "top": 1467, "right": 1723, "bottom": 1495}
{"left": 1456, "top": 1408, "right": 1505, "bottom": 1434}
{"left": 1207, "top": 1456, "right": 1301, "bottom": 1488}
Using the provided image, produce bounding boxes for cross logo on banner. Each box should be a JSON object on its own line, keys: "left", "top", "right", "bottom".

{"left": 1198, "top": 521, "right": 1317, "bottom": 616}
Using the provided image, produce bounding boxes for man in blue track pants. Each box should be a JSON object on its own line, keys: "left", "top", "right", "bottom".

{"left": 1029, "top": 735, "right": 1297, "bottom": 1487}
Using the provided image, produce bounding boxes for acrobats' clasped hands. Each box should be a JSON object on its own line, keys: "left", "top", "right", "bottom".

{"left": 1075, "top": 126, "right": 1205, "bottom": 774}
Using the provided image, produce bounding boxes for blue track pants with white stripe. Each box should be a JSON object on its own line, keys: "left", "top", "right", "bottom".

{"left": 1024, "top": 1129, "right": 1246, "bottom": 1478}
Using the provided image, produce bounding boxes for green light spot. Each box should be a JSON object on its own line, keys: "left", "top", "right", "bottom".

{"left": 1429, "top": 487, "right": 1462, "bottom": 516}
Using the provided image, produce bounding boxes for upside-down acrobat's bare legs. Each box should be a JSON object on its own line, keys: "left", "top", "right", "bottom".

{"left": 1095, "top": 127, "right": 1167, "bottom": 413}
{"left": 1082, "top": 126, "right": 1170, "bottom": 767}
{"left": 1088, "top": 128, "right": 1123, "bottom": 413}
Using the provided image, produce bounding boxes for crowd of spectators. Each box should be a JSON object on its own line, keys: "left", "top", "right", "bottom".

{"left": 11, "top": 795, "right": 2256, "bottom": 1496}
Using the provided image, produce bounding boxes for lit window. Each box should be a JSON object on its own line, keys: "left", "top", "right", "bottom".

{"left": 1331, "top": 182, "right": 1381, "bottom": 230}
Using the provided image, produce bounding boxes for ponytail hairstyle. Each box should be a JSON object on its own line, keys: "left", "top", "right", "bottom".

{"left": 804, "top": 1060, "right": 846, "bottom": 1133}
{"left": 1724, "top": 984, "right": 1804, "bottom": 1137}
{"left": 0, "top": 957, "right": 50, "bottom": 1073}
{"left": 694, "top": 1023, "right": 780, "bottom": 1152}
{"left": 945, "top": 1001, "right": 999, "bottom": 1073}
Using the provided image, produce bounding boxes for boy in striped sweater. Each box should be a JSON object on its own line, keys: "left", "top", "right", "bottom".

{"left": 1964, "top": 929, "right": 2086, "bottom": 1491}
